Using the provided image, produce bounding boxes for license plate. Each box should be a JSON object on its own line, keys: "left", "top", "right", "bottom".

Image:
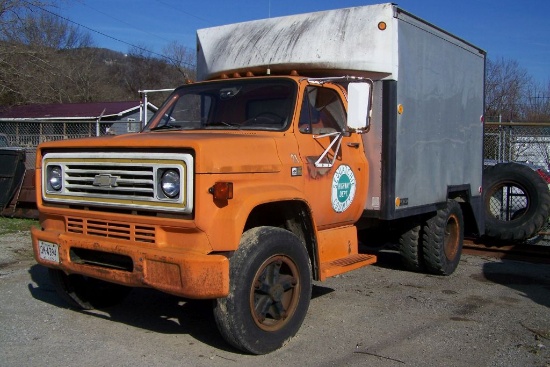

{"left": 38, "top": 240, "right": 59, "bottom": 263}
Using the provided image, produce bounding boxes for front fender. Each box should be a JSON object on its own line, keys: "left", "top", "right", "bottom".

{"left": 195, "top": 178, "right": 310, "bottom": 252}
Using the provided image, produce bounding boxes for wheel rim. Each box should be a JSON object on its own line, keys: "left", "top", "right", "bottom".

{"left": 249, "top": 254, "right": 300, "bottom": 332}
{"left": 444, "top": 214, "right": 460, "bottom": 260}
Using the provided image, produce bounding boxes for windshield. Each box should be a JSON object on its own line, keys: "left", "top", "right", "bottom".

{"left": 145, "top": 79, "right": 296, "bottom": 132}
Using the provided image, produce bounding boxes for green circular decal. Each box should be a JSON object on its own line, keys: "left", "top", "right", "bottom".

{"left": 331, "top": 165, "right": 356, "bottom": 213}
{"left": 337, "top": 174, "right": 351, "bottom": 203}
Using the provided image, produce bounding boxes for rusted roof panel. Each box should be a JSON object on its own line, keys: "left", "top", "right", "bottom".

{"left": 0, "top": 101, "right": 141, "bottom": 119}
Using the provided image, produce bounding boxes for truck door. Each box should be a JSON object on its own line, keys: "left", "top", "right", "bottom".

{"left": 294, "top": 84, "right": 368, "bottom": 228}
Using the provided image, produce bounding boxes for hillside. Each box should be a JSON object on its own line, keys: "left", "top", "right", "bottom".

{"left": 0, "top": 42, "right": 194, "bottom": 107}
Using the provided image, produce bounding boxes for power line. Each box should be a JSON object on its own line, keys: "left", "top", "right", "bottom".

{"left": 73, "top": 0, "right": 174, "bottom": 45}
{"left": 26, "top": 2, "right": 195, "bottom": 67}
{"left": 154, "top": 0, "right": 209, "bottom": 23}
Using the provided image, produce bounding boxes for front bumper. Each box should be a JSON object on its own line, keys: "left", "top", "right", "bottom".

{"left": 31, "top": 226, "right": 229, "bottom": 299}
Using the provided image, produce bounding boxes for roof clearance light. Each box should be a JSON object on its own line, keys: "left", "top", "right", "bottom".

{"left": 378, "top": 21, "right": 387, "bottom": 31}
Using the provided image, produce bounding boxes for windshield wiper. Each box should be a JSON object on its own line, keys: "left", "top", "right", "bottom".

{"left": 150, "top": 124, "right": 182, "bottom": 131}
{"left": 205, "top": 121, "right": 240, "bottom": 129}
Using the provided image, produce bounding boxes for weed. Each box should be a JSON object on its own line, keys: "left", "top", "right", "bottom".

{"left": 0, "top": 217, "right": 38, "bottom": 235}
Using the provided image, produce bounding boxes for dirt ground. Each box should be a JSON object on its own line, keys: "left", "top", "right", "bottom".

{"left": 1, "top": 230, "right": 550, "bottom": 367}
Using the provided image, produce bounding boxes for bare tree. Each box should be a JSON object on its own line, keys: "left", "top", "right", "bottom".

{"left": 110, "top": 44, "right": 191, "bottom": 106}
{"left": 162, "top": 41, "right": 196, "bottom": 81}
{"left": 3, "top": 9, "right": 92, "bottom": 49}
{"left": 524, "top": 80, "right": 550, "bottom": 122}
{"left": 0, "top": 1, "right": 100, "bottom": 105}
{"left": 0, "top": 0, "right": 55, "bottom": 36}
{"left": 485, "top": 58, "right": 531, "bottom": 122}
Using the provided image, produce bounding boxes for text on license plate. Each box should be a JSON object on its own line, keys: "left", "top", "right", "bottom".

{"left": 38, "top": 241, "right": 59, "bottom": 263}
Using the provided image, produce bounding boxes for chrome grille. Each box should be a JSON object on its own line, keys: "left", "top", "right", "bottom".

{"left": 42, "top": 152, "right": 194, "bottom": 214}
{"left": 64, "top": 163, "right": 155, "bottom": 199}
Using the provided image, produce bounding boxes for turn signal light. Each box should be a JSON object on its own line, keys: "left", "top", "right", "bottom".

{"left": 209, "top": 182, "right": 233, "bottom": 200}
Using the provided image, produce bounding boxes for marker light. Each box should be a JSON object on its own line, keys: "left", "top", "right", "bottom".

{"left": 397, "top": 104, "right": 404, "bottom": 115}
{"left": 378, "top": 21, "right": 387, "bottom": 31}
{"left": 209, "top": 182, "right": 233, "bottom": 200}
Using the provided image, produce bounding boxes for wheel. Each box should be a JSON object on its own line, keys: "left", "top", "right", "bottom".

{"left": 48, "top": 268, "right": 132, "bottom": 310}
{"left": 483, "top": 162, "right": 550, "bottom": 241}
{"left": 213, "top": 227, "right": 312, "bottom": 354}
{"left": 422, "top": 200, "right": 464, "bottom": 275}
{"left": 398, "top": 222, "right": 424, "bottom": 272}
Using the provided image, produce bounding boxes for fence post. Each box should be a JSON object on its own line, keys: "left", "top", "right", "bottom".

{"left": 96, "top": 108, "right": 106, "bottom": 137}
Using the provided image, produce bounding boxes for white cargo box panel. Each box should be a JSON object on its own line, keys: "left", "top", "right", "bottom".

{"left": 197, "top": 3, "right": 397, "bottom": 80}
{"left": 362, "top": 9, "right": 485, "bottom": 219}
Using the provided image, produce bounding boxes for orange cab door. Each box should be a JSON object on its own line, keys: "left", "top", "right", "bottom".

{"left": 294, "top": 84, "right": 368, "bottom": 229}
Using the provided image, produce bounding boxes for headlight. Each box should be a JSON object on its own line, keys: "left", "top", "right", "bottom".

{"left": 47, "top": 166, "right": 63, "bottom": 191}
{"left": 161, "top": 169, "right": 180, "bottom": 198}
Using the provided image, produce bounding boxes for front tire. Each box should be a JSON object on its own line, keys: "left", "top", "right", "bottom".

{"left": 422, "top": 200, "right": 464, "bottom": 275}
{"left": 214, "top": 227, "right": 312, "bottom": 354}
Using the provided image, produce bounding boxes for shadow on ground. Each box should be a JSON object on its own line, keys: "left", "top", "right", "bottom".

{"left": 26, "top": 263, "right": 336, "bottom": 354}
{"left": 362, "top": 240, "right": 550, "bottom": 309}
{"left": 480, "top": 260, "right": 550, "bottom": 308}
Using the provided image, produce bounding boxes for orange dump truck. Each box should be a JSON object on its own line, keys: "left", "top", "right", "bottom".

{"left": 31, "top": 3, "right": 486, "bottom": 354}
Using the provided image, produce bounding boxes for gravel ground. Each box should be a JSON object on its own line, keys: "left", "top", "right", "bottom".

{"left": 1, "top": 230, "right": 550, "bottom": 367}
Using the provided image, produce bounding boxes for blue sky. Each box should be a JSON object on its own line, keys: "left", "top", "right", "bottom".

{"left": 59, "top": 0, "right": 549, "bottom": 85}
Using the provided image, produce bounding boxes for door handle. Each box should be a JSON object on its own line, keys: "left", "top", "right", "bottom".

{"left": 347, "top": 142, "right": 360, "bottom": 148}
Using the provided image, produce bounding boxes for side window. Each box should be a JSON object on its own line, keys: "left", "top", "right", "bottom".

{"left": 299, "top": 86, "right": 346, "bottom": 134}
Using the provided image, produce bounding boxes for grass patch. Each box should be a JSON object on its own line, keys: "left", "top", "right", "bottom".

{"left": 0, "top": 217, "right": 38, "bottom": 235}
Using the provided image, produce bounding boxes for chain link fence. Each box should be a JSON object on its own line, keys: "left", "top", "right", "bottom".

{"left": 1, "top": 119, "right": 549, "bottom": 243}
{"left": 0, "top": 120, "right": 114, "bottom": 170}
{"left": 484, "top": 122, "right": 550, "bottom": 169}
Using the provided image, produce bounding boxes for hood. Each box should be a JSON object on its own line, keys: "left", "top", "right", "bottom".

{"left": 37, "top": 131, "right": 283, "bottom": 174}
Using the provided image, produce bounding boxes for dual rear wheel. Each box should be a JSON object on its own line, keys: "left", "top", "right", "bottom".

{"left": 399, "top": 199, "right": 464, "bottom": 275}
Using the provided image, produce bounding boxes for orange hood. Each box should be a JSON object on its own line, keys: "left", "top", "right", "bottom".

{"left": 37, "top": 130, "right": 283, "bottom": 174}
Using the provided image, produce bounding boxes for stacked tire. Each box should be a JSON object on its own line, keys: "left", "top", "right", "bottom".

{"left": 482, "top": 162, "right": 550, "bottom": 242}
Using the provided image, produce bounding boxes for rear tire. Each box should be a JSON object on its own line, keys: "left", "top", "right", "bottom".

{"left": 48, "top": 268, "right": 132, "bottom": 310}
{"left": 398, "top": 222, "right": 424, "bottom": 272}
{"left": 213, "top": 227, "right": 312, "bottom": 354}
{"left": 422, "top": 200, "right": 464, "bottom": 275}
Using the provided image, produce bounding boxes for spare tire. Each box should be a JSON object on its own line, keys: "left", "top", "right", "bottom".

{"left": 483, "top": 162, "right": 550, "bottom": 241}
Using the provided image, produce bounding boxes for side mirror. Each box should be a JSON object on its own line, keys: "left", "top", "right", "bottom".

{"left": 347, "top": 82, "right": 372, "bottom": 132}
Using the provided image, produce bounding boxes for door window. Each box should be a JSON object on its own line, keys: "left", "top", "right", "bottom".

{"left": 299, "top": 86, "right": 346, "bottom": 134}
